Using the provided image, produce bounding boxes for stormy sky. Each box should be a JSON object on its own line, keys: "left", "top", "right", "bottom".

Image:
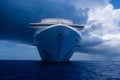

{"left": 0, "top": 0, "right": 120, "bottom": 61}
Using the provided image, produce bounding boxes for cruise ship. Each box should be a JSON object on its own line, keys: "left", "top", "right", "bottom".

{"left": 30, "top": 18, "right": 84, "bottom": 62}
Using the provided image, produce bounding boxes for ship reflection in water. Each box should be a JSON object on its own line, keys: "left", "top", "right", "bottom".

{"left": 0, "top": 60, "right": 120, "bottom": 80}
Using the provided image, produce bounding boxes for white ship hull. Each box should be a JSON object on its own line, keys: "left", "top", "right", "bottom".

{"left": 34, "top": 24, "right": 81, "bottom": 62}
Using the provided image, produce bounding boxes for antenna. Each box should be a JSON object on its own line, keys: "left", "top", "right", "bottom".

{"left": 56, "top": 16, "right": 59, "bottom": 23}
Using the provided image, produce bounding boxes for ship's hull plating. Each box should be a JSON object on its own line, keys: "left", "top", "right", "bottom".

{"left": 34, "top": 25, "right": 81, "bottom": 62}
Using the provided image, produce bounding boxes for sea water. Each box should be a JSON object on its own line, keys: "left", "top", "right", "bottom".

{"left": 0, "top": 60, "right": 120, "bottom": 80}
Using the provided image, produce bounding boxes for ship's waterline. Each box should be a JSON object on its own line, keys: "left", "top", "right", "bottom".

{"left": 30, "top": 18, "right": 84, "bottom": 62}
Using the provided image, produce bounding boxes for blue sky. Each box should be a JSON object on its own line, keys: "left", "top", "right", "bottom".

{"left": 0, "top": 0, "right": 120, "bottom": 61}
{"left": 110, "top": 0, "right": 120, "bottom": 9}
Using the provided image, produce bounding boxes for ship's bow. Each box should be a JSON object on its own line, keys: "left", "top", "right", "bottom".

{"left": 34, "top": 24, "right": 81, "bottom": 62}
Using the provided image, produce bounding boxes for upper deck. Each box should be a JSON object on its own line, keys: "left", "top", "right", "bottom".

{"left": 30, "top": 18, "right": 84, "bottom": 30}
{"left": 40, "top": 18, "right": 73, "bottom": 24}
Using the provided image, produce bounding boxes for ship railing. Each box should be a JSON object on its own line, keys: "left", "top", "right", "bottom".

{"left": 30, "top": 23, "right": 84, "bottom": 30}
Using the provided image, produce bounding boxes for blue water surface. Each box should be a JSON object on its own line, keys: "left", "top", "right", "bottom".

{"left": 0, "top": 60, "right": 120, "bottom": 80}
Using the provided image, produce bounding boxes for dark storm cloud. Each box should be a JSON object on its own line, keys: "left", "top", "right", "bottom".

{"left": 0, "top": 0, "right": 89, "bottom": 44}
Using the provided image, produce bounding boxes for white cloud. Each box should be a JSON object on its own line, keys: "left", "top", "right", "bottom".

{"left": 16, "top": 43, "right": 35, "bottom": 48}
{"left": 72, "top": 0, "right": 120, "bottom": 45}
{"left": 86, "top": 3, "right": 120, "bottom": 49}
{"left": 71, "top": 0, "right": 120, "bottom": 42}
{"left": 86, "top": 3, "right": 120, "bottom": 40}
{"left": 71, "top": 0, "right": 120, "bottom": 60}
{"left": 71, "top": 0, "right": 110, "bottom": 10}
